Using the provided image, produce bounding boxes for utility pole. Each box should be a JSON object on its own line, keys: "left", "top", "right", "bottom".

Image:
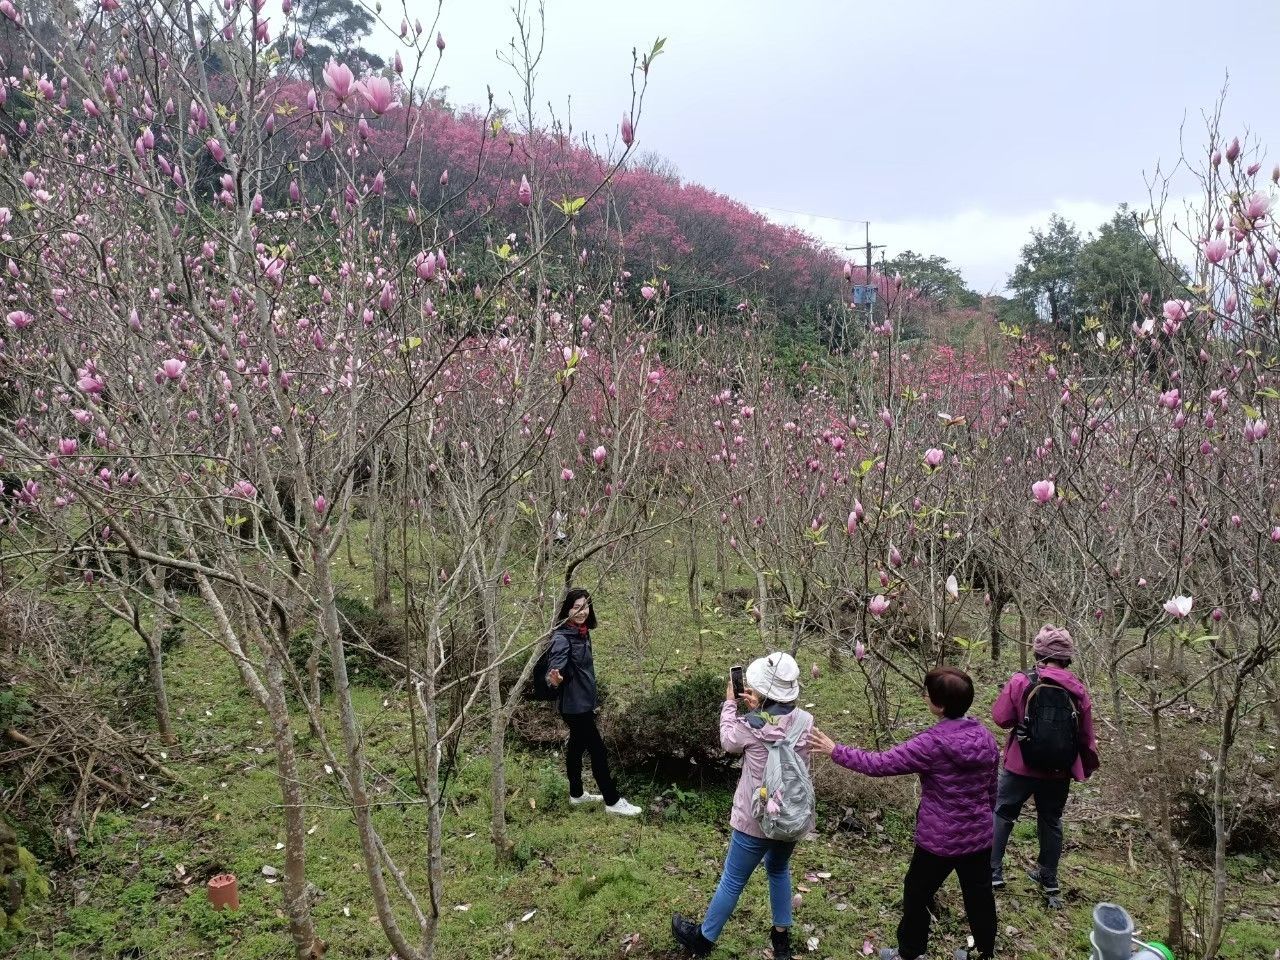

{"left": 843, "top": 223, "right": 886, "bottom": 348}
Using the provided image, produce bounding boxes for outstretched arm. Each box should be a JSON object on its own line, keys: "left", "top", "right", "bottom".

{"left": 811, "top": 727, "right": 936, "bottom": 778}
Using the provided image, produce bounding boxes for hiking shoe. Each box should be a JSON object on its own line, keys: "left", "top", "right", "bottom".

{"left": 569, "top": 791, "right": 603, "bottom": 806}
{"left": 1026, "top": 866, "right": 1064, "bottom": 909}
{"left": 605, "top": 797, "right": 642, "bottom": 817}
{"left": 991, "top": 868, "right": 1006, "bottom": 890}
{"left": 770, "top": 926, "right": 793, "bottom": 960}
{"left": 671, "top": 914, "right": 714, "bottom": 956}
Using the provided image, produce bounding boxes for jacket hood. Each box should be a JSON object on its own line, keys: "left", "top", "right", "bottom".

{"left": 1036, "top": 664, "right": 1091, "bottom": 704}
{"left": 747, "top": 707, "right": 810, "bottom": 743}
{"left": 933, "top": 717, "right": 997, "bottom": 770}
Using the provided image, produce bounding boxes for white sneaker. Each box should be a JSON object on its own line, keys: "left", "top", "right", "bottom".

{"left": 605, "top": 798, "right": 642, "bottom": 817}
{"left": 569, "top": 791, "right": 603, "bottom": 806}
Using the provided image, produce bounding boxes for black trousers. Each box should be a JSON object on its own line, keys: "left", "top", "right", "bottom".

{"left": 562, "top": 711, "right": 619, "bottom": 805}
{"left": 898, "top": 845, "right": 996, "bottom": 960}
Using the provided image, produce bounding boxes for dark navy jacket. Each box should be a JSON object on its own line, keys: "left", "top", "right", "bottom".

{"left": 547, "top": 625, "right": 598, "bottom": 715}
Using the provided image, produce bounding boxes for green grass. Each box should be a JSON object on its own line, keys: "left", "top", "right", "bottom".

{"left": 5, "top": 540, "right": 1279, "bottom": 959}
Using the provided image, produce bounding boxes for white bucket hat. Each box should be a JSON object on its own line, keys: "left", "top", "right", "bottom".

{"left": 745, "top": 652, "right": 801, "bottom": 703}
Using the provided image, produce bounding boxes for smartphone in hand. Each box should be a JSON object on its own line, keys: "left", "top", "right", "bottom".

{"left": 730, "top": 665, "right": 745, "bottom": 698}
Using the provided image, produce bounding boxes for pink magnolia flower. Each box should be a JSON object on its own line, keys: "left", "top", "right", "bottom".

{"left": 592, "top": 445, "right": 607, "bottom": 467}
{"left": 77, "top": 375, "right": 104, "bottom": 395}
{"left": 416, "top": 251, "right": 437, "bottom": 280}
{"left": 314, "top": 495, "right": 327, "bottom": 514}
{"left": 1203, "top": 238, "right": 1229, "bottom": 264}
{"left": 868, "top": 595, "right": 890, "bottom": 617}
{"left": 518, "top": 175, "right": 532, "bottom": 207}
{"left": 6, "top": 310, "right": 32, "bottom": 330}
{"left": 924, "top": 447, "right": 944, "bottom": 469}
{"left": 1244, "top": 192, "right": 1272, "bottom": 220}
{"left": 1244, "top": 419, "right": 1269, "bottom": 442}
{"left": 1162, "top": 299, "right": 1190, "bottom": 323}
{"left": 1270, "top": 527, "right": 1280, "bottom": 543}
{"left": 322, "top": 59, "right": 355, "bottom": 100}
{"left": 1225, "top": 136, "right": 1240, "bottom": 164}
{"left": 1162, "top": 595, "right": 1193, "bottom": 619}
{"left": 159, "top": 358, "right": 186, "bottom": 380}
{"left": 228, "top": 479, "right": 257, "bottom": 500}
{"left": 436, "top": 30, "right": 446, "bottom": 51}
{"left": 945, "top": 574, "right": 959, "bottom": 601}
{"left": 58, "top": 438, "right": 78, "bottom": 456}
{"left": 854, "top": 639, "right": 866, "bottom": 661}
{"left": 846, "top": 512, "right": 857, "bottom": 536}
{"left": 561, "top": 467, "right": 575, "bottom": 482}
{"left": 1032, "top": 479, "right": 1055, "bottom": 504}
{"left": 357, "top": 75, "right": 395, "bottom": 115}
{"left": 206, "top": 138, "right": 225, "bottom": 163}
{"left": 621, "top": 115, "right": 634, "bottom": 147}
{"left": 640, "top": 285, "right": 656, "bottom": 300}
{"left": 293, "top": 36, "right": 305, "bottom": 60}
{"left": 0, "top": 1, "right": 19, "bottom": 24}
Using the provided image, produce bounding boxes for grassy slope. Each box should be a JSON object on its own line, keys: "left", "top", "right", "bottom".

{"left": 8, "top": 544, "right": 1280, "bottom": 960}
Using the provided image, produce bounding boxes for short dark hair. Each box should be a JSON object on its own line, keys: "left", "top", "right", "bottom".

{"left": 924, "top": 667, "right": 975, "bottom": 719}
{"left": 556, "top": 587, "right": 597, "bottom": 629}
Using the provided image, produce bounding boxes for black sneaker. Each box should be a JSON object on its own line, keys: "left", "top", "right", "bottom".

{"left": 672, "top": 914, "right": 714, "bottom": 957}
{"left": 1026, "top": 866, "right": 1064, "bottom": 909}
{"left": 991, "top": 869, "right": 1006, "bottom": 890}
{"left": 770, "top": 926, "right": 793, "bottom": 960}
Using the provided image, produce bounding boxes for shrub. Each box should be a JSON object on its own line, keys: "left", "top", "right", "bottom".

{"left": 606, "top": 670, "right": 736, "bottom": 782}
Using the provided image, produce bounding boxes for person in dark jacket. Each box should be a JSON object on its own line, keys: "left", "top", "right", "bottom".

{"left": 990, "top": 624, "right": 1099, "bottom": 909}
{"left": 810, "top": 667, "right": 997, "bottom": 960}
{"left": 546, "top": 588, "right": 641, "bottom": 816}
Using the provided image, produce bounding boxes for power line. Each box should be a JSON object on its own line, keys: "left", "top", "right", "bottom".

{"left": 746, "top": 201, "right": 872, "bottom": 228}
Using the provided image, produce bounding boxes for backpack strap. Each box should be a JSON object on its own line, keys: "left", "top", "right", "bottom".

{"left": 781, "top": 709, "right": 812, "bottom": 748}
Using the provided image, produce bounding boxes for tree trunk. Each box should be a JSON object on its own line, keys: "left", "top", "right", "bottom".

{"left": 1017, "top": 604, "right": 1028, "bottom": 673}
{"left": 265, "top": 654, "right": 326, "bottom": 960}
{"left": 1150, "top": 707, "right": 1187, "bottom": 954}
{"left": 482, "top": 579, "right": 513, "bottom": 860}
{"left": 369, "top": 448, "right": 392, "bottom": 615}
{"left": 754, "top": 567, "right": 770, "bottom": 646}
{"left": 309, "top": 551, "right": 428, "bottom": 960}
{"left": 630, "top": 540, "right": 650, "bottom": 658}
{"left": 989, "top": 593, "right": 1007, "bottom": 664}
{"left": 146, "top": 633, "right": 175, "bottom": 745}
{"left": 686, "top": 518, "right": 701, "bottom": 631}
{"left": 196, "top": 576, "right": 324, "bottom": 959}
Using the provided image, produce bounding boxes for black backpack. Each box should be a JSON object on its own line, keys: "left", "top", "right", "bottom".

{"left": 1016, "top": 670, "right": 1080, "bottom": 774}
{"left": 528, "top": 634, "right": 569, "bottom": 702}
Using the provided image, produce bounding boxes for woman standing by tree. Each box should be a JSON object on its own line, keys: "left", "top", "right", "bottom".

{"left": 546, "top": 589, "right": 642, "bottom": 816}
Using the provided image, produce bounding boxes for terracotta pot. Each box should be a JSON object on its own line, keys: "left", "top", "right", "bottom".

{"left": 207, "top": 872, "right": 239, "bottom": 911}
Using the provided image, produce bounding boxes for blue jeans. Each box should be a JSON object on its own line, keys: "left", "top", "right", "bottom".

{"left": 701, "top": 829, "right": 796, "bottom": 942}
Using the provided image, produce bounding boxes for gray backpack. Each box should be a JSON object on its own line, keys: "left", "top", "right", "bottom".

{"left": 750, "top": 709, "right": 815, "bottom": 842}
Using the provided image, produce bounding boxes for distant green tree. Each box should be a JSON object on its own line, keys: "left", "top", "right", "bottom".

{"left": 1009, "top": 214, "right": 1082, "bottom": 335}
{"left": 1075, "top": 204, "right": 1186, "bottom": 338}
{"left": 278, "top": 0, "right": 384, "bottom": 83}
{"left": 883, "top": 250, "right": 978, "bottom": 307}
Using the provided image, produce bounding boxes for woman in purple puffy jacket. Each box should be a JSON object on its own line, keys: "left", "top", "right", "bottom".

{"left": 810, "top": 667, "right": 997, "bottom": 960}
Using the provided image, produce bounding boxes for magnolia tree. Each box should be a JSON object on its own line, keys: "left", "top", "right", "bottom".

{"left": 0, "top": 0, "right": 665, "bottom": 956}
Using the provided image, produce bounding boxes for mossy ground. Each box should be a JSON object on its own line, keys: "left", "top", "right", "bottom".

{"left": 5, "top": 541, "right": 1278, "bottom": 959}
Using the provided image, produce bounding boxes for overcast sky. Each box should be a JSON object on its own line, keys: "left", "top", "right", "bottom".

{"left": 403, "top": 0, "right": 1280, "bottom": 293}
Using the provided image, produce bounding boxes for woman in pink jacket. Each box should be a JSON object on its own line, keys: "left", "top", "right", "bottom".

{"left": 672, "top": 652, "right": 811, "bottom": 960}
{"left": 990, "top": 625, "right": 1100, "bottom": 909}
